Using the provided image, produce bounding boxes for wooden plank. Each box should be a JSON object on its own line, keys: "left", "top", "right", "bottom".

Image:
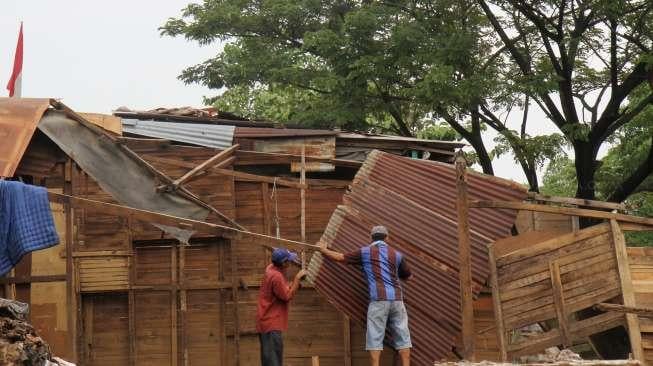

{"left": 550, "top": 260, "right": 570, "bottom": 346}
{"left": 611, "top": 219, "right": 645, "bottom": 363}
{"left": 497, "top": 223, "right": 611, "bottom": 267}
{"left": 471, "top": 200, "right": 653, "bottom": 227}
{"left": 73, "top": 251, "right": 131, "bottom": 257}
{"left": 488, "top": 245, "right": 507, "bottom": 361}
{"left": 456, "top": 154, "right": 475, "bottom": 360}
{"left": 595, "top": 303, "right": 653, "bottom": 318}
{"left": 508, "top": 311, "right": 625, "bottom": 357}
{"left": 171, "top": 144, "right": 240, "bottom": 188}
{"left": 527, "top": 193, "right": 627, "bottom": 211}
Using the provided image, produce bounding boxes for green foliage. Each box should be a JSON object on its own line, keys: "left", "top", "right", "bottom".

{"left": 541, "top": 157, "right": 577, "bottom": 197}
{"left": 161, "top": 0, "right": 506, "bottom": 140}
{"left": 493, "top": 132, "right": 568, "bottom": 169}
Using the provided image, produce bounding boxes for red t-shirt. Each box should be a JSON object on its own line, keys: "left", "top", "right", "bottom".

{"left": 256, "top": 264, "right": 295, "bottom": 333}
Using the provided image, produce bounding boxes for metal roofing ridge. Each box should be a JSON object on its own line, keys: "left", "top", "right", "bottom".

{"left": 374, "top": 150, "right": 528, "bottom": 193}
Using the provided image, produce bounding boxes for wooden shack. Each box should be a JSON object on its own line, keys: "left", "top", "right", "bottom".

{"left": 0, "top": 99, "right": 464, "bottom": 365}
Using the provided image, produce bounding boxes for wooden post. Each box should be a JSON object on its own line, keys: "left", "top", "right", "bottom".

{"left": 487, "top": 245, "right": 507, "bottom": 361}
{"left": 549, "top": 260, "right": 571, "bottom": 347}
{"left": 230, "top": 238, "right": 241, "bottom": 366}
{"left": 180, "top": 242, "right": 188, "bottom": 366}
{"left": 455, "top": 153, "right": 475, "bottom": 360}
{"left": 127, "top": 215, "right": 136, "bottom": 366}
{"left": 218, "top": 241, "right": 227, "bottom": 366}
{"left": 312, "top": 356, "right": 320, "bottom": 366}
{"left": 171, "top": 242, "right": 178, "bottom": 366}
{"left": 610, "top": 219, "right": 645, "bottom": 363}
{"left": 343, "top": 316, "right": 352, "bottom": 366}
{"left": 300, "top": 144, "right": 307, "bottom": 268}
{"left": 64, "top": 159, "right": 78, "bottom": 362}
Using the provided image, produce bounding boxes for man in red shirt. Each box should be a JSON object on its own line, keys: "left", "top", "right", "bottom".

{"left": 256, "top": 248, "right": 307, "bottom": 366}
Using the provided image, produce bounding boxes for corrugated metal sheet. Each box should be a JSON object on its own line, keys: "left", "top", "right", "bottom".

{"left": 308, "top": 150, "right": 527, "bottom": 365}
{"left": 121, "top": 118, "right": 235, "bottom": 149}
{"left": 0, "top": 98, "right": 52, "bottom": 177}
{"left": 234, "top": 126, "right": 339, "bottom": 138}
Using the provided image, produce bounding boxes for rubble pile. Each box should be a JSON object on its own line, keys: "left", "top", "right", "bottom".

{"left": 0, "top": 299, "right": 51, "bottom": 366}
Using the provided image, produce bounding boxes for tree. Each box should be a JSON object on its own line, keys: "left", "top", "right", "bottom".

{"left": 478, "top": 0, "right": 653, "bottom": 200}
{"left": 162, "top": 0, "right": 571, "bottom": 180}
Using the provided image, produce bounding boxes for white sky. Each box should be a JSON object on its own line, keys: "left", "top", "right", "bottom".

{"left": 0, "top": 0, "right": 563, "bottom": 185}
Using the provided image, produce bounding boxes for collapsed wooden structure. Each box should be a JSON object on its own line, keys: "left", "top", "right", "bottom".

{"left": 1, "top": 97, "right": 652, "bottom": 365}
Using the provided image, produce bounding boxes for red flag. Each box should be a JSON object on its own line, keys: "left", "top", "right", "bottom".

{"left": 7, "top": 23, "right": 23, "bottom": 98}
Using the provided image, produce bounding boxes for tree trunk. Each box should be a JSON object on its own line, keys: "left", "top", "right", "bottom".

{"left": 574, "top": 141, "right": 597, "bottom": 200}
{"left": 607, "top": 137, "right": 653, "bottom": 203}
{"left": 469, "top": 135, "right": 494, "bottom": 175}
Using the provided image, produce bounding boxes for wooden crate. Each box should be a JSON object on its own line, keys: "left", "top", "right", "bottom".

{"left": 489, "top": 221, "right": 644, "bottom": 361}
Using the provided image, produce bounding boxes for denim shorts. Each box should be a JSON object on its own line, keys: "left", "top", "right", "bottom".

{"left": 366, "top": 300, "right": 412, "bottom": 351}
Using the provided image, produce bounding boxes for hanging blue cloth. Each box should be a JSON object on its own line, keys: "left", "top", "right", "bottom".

{"left": 0, "top": 181, "right": 59, "bottom": 276}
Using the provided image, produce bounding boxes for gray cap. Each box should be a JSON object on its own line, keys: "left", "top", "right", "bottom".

{"left": 371, "top": 225, "right": 388, "bottom": 236}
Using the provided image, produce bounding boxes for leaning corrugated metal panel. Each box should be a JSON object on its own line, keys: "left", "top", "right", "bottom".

{"left": 308, "top": 150, "right": 527, "bottom": 365}
{"left": 121, "top": 118, "right": 235, "bottom": 149}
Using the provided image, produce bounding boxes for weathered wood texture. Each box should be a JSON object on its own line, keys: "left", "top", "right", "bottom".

{"left": 629, "top": 247, "right": 653, "bottom": 363}
{"left": 490, "top": 222, "right": 632, "bottom": 359}
{"left": 60, "top": 144, "right": 353, "bottom": 365}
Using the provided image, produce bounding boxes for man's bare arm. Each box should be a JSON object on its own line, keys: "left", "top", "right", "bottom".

{"left": 320, "top": 247, "right": 345, "bottom": 262}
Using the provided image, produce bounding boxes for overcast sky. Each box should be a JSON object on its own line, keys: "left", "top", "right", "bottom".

{"left": 1, "top": 0, "right": 562, "bottom": 184}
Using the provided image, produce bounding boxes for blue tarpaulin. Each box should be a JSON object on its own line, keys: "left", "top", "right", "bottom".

{"left": 0, "top": 181, "right": 59, "bottom": 275}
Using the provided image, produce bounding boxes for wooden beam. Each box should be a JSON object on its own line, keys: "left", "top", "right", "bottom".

{"left": 119, "top": 144, "right": 243, "bottom": 230}
{"left": 471, "top": 200, "right": 653, "bottom": 227}
{"left": 300, "top": 144, "right": 306, "bottom": 269}
{"left": 179, "top": 242, "right": 188, "bottom": 366}
{"left": 47, "top": 192, "right": 321, "bottom": 253}
{"left": 549, "top": 260, "right": 571, "bottom": 347}
{"left": 595, "top": 303, "right": 653, "bottom": 318}
{"left": 455, "top": 154, "right": 475, "bottom": 361}
{"left": 610, "top": 219, "right": 645, "bottom": 363}
{"left": 157, "top": 156, "right": 236, "bottom": 191}
{"left": 171, "top": 144, "right": 239, "bottom": 188}
{"left": 487, "top": 245, "right": 507, "bottom": 361}
{"left": 0, "top": 274, "right": 67, "bottom": 285}
{"left": 527, "top": 193, "right": 628, "bottom": 211}
{"left": 145, "top": 155, "right": 349, "bottom": 189}
{"left": 64, "top": 159, "right": 78, "bottom": 363}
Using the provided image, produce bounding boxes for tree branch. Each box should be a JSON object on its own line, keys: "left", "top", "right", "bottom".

{"left": 600, "top": 93, "right": 653, "bottom": 142}
{"left": 607, "top": 137, "right": 653, "bottom": 203}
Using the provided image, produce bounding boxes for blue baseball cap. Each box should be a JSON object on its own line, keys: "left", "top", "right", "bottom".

{"left": 271, "top": 248, "right": 298, "bottom": 265}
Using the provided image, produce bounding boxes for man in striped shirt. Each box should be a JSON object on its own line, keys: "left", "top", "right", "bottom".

{"left": 320, "top": 225, "right": 412, "bottom": 366}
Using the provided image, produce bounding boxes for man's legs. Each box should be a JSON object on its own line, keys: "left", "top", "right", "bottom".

{"left": 388, "top": 301, "right": 412, "bottom": 366}
{"left": 366, "top": 301, "right": 390, "bottom": 366}
{"left": 259, "top": 331, "right": 283, "bottom": 366}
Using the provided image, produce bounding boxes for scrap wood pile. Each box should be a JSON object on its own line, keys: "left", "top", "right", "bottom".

{"left": 434, "top": 348, "right": 641, "bottom": 366}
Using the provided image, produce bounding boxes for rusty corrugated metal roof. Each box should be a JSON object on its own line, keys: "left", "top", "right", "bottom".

{"left": 0, "top": 98, "right": 52, "bottom": 177}
{"left": 308, "top": 150, "right": 527, "bottom": 365}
